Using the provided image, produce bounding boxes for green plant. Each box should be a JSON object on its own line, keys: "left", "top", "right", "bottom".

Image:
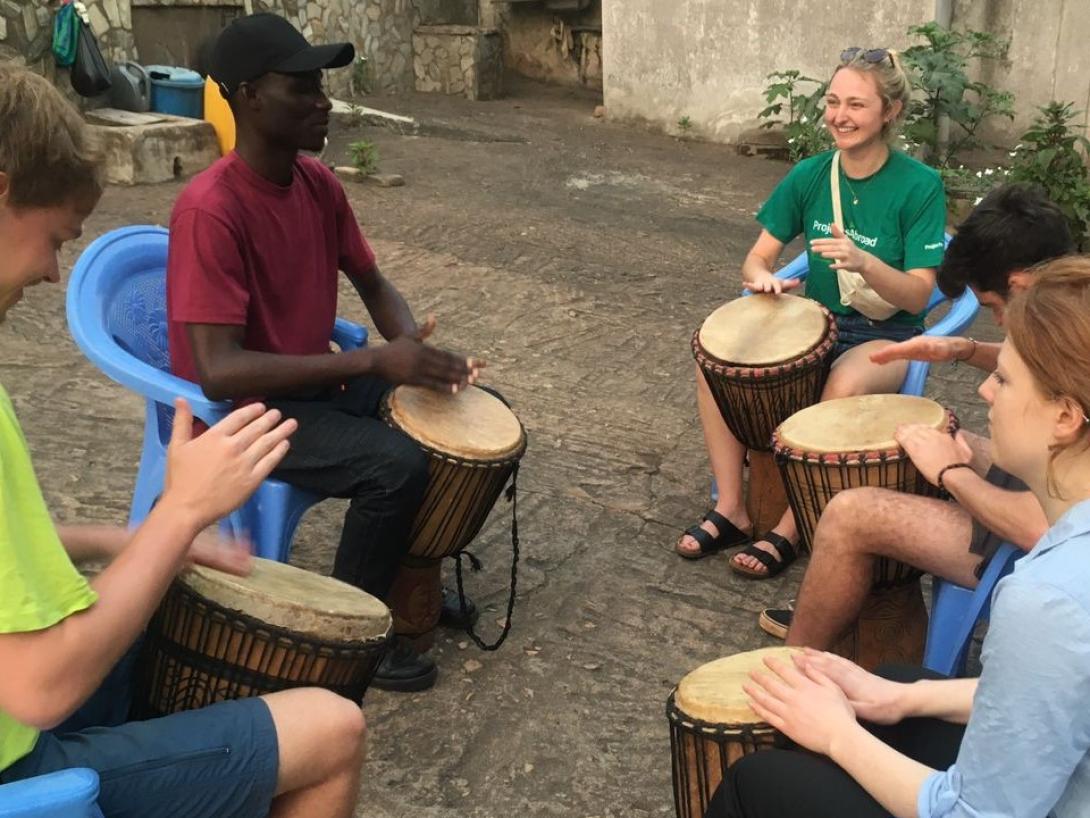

{"left": 348, "top": 140, "right": 379, "bottom": 175}
{"left": 677, "top": 115, "right": 693, "bottom": 133}
{"left": 901, "top": 22, "right": 1014, "bottom": 169}
{"left": 1008, "top": 101, "right": 1090, "bottom": 249}
{"left": 351, "top": 55, "right": 373, "bottom": 96}
{"left": 757, "top": 70, "right": 832, "bottom": 162}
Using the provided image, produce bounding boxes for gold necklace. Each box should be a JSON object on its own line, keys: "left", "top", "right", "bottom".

{"left": 841, "top": 168, "right": 863, "bottom": 206}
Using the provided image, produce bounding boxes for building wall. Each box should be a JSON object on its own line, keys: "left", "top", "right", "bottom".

{"left": 602, "top": 0, "right": 1090, "bottom": 144}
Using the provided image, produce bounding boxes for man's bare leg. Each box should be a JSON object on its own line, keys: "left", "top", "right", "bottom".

{"left": 265, "top": 687, "right": 366, "bottom": 818}
{"left": 732, "top": 339, "right": 910, "bottom": 573}
{"left": 786, "top": 487, "right": 978, "bottom": 649}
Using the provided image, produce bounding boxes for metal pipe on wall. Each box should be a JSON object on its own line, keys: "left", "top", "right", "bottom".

{"left": 935, "top": 0, "right": 953, "bottom": 160}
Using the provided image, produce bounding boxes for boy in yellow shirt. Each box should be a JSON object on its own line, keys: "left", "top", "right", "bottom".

{"left": 0, "top": 65, "right": 365, "bottom": 818}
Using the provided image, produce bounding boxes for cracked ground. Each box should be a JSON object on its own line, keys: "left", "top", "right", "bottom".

{"left": 2, "top": 77, "right": 1001, "bottom": 817}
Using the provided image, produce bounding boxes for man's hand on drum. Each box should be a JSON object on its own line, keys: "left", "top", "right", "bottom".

{"left": 870, "top": 335, "right": 969, "bottom": 366}
{"left": 374, "top": 315, "right": 485, "bottom": 394}
{"left": 894, "top": 424, "right": 974, "bottom": 486}
{"left": 163, "top": 399, "right": 298, "bottom": 528}
{"left": 810, "top": 224, "right": 871, "bottom": 273}
{"left": 743, "top": 653, "right": 858, "bottom": 757}
{"left": 185, "top": 530, "right": 254, "bottom": 576}
{"left": 797, "top": 649, "right": 908, "bottom": 725}
{"left": 747, "top": 270, "right": 803, "bottom": 295}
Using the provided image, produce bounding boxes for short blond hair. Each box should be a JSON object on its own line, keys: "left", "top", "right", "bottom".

{"left": 0, "top": 64, "right": 103, "bottom": 208}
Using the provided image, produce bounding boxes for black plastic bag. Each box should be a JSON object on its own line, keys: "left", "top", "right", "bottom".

{"left": 70, "top": 19, "right": 111, "bottom": 97}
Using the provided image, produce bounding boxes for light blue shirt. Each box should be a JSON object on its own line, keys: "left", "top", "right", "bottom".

{"left": 918, "top": 498, "right": 1090, "bottom": 818}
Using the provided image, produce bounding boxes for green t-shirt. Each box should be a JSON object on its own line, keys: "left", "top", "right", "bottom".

{"left": 756, "top": 149, "right": 947, "bottom": 325}
{"left": 0, "top": 385, "right": 98, "bottom": 772}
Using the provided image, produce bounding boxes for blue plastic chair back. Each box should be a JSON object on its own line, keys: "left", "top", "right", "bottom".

{"left": 66, "top": 225, "right": 368, "bottom": 561}
{"left": 0, "top": 767, "right": 103, "bottom": 818}
{"left": 924, "top": 541, "right": 1022, "bottom": 677}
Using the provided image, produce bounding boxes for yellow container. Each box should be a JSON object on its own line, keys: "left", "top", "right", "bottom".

{"left": 203, "top": 76, "right": 236, "bottom": 156}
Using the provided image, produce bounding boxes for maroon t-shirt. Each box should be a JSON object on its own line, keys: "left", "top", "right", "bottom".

{"left": 167, "top": 152, "right": 376, "bottom": 401}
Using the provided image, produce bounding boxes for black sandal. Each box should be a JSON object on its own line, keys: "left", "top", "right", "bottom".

{"left": 676, "top": 510, "right": 751, "bottom": 560}
{"left": 730, "top": 532, "right": 797, "bottom": 579}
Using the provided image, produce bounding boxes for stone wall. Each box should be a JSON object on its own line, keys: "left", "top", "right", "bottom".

{"left": 0, "top": 0, "right": 420, "bottom": 101}
{"left": 413, "top": 23, "right": 502, "bottom": 100}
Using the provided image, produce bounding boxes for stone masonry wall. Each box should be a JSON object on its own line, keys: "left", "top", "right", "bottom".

{"left": 0, "top": 0, "right": 420, "bottom": 101}
{"left": 413, "top": 23, "right": 502, "bottom": 100}
{"left": 0, "top": 0, "right": 135, "bottom": 107}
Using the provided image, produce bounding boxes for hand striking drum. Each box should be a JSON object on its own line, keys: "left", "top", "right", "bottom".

{"left": 381, "top": 384, "right": 526, "bottom": 652}
{"left": 667, "top": 647, "right": 800, "bottom": 818}
{"left": 773, "top": 394, "right": 956, "bottom": 669}
{"left": 692, "top": 294, "right": 838, "bottom": 533}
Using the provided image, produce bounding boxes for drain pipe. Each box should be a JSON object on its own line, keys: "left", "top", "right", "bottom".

{"left": 935, "top": 0, "right": 954, "bottom": 162}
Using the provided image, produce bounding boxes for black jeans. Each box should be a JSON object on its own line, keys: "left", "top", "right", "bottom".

{"left": 706, "top": 665, "right": 965, "bottom": 818}
{"left": 267, "top": 376, "right": 429, "bottom": 601}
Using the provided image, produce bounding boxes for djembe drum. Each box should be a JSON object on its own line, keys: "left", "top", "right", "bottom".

{"left": 381, "top": 385, "right": 526, "bottom": 651}
{"left": 667, "top": 647, "right": 799, "bottom": 818}
{"left": 132, "top": 558, "right": 392, "bottom": 718}
{"left": 773, "top": 394, "right": 957, "bottom": 669}
{"left": 692, "top": 294, "right": 837, "bottom": 532}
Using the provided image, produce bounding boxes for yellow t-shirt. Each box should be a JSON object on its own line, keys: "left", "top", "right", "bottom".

{"left": 0, "top": 385, "right": 98, "bottom": 771}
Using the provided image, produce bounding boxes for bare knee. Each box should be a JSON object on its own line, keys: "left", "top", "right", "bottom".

{"left": 815, "top": 489, "right": 886, "bottom": 553}
{"left": 266, "top": 687, "right": 366, "bottom": 784}
{"left": 822, "top": 366, "right": 868, "bottom": 399}
{"left": 322, "top": 692, "right": 366, "bottom": 766}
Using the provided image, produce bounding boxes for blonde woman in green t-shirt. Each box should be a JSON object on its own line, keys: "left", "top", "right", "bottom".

{"left": 677, "top": 49, "right": 948, "bottom": 578}
{"left": 0, "top": 66, "right": 366, "bottom": 818}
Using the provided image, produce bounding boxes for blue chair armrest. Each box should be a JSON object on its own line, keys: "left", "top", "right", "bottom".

{"left": 774, "top": 250, "right": 810, "bottom": 282}
{"left": 76, "top": 347, "right": 230, "bottom": 427}
{"left": 921, "top": 287, "right": 980, "bottom": 340}
{"left": 0, "top": 768, "right": 101, "bottom": 818}
{"left": 331, "top": 319, "right": 368, "bottom": 351}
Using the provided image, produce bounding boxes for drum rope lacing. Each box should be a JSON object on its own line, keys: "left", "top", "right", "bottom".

{"left": 454, "top": 461, "right": 520, "bottom": 651}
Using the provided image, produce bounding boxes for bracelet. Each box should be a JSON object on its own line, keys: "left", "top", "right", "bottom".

{"left": 936, "top": 462, "right": 973, "bottom": 496}
{"left": 953, "top": 336, "right": 977, "bottom": 365}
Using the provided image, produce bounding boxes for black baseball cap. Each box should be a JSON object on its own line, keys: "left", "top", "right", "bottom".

{"left": 210, "top": 13, "right": 355, "bottom": 99}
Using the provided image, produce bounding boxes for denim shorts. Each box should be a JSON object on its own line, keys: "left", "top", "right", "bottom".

{"left": 833, "top": 312, "right": 923, "bottom": 360}
{"left": 0, "top": 697, "right": 279, "bottom": 818}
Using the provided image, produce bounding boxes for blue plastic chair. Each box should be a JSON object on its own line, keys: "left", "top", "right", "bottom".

{"left": 0, "top": 768, "right": 103, "bottom": 818}
{"left": 66, "top": 225, "right": 369, "bottom": 562}
{"left": 923, "top": 541, "right": 1022, "bottom": 677}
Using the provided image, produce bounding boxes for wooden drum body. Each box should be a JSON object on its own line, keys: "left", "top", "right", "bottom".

{"left": 667, "top": 647, "right": 798, "bottom": 818}
{"left": 382, "top": 385, "right": 526, "bottom": 650}
{"left": 692, "top": 294, "right": 837, "bottom": 453}
{"left": 133, "top": 558, "right": 392, "bottom": 718}
{"left": 773, "top": 395, "right": 958, "bottom": 669}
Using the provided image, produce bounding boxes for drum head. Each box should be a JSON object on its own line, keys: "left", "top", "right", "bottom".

{"left": 698, "top": 294, "right": 827, "bottom": 366}
{"left": 387, "top": 385, "right": 524, "bottom": 461}
{"left": 675, "top": 647, "right": 800, "bottom": 724}
{"left": 183, "top": 558, "right": 392, "bottom": 643}
{"left": 777, "top": 395, "right": 948, "bottom": 453}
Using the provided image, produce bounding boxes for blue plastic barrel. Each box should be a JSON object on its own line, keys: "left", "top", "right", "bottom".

{"left": 146, "top": 65, "right": 204, "bottom": 118}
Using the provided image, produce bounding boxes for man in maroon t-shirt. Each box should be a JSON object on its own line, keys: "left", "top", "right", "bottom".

{"left": 168, "top": 13, "right": 480, "bottom": 692}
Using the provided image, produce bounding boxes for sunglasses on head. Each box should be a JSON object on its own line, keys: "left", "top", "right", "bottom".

{"left": 840, "top": 47, "right": 893, "bottom": 66}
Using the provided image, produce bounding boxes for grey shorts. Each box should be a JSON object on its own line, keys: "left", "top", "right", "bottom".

{"left": 0, "top": 697, "right": 278, "bottom": 818}
{"left": 969, "top": 465, "right": 1029, "bottom": 578}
